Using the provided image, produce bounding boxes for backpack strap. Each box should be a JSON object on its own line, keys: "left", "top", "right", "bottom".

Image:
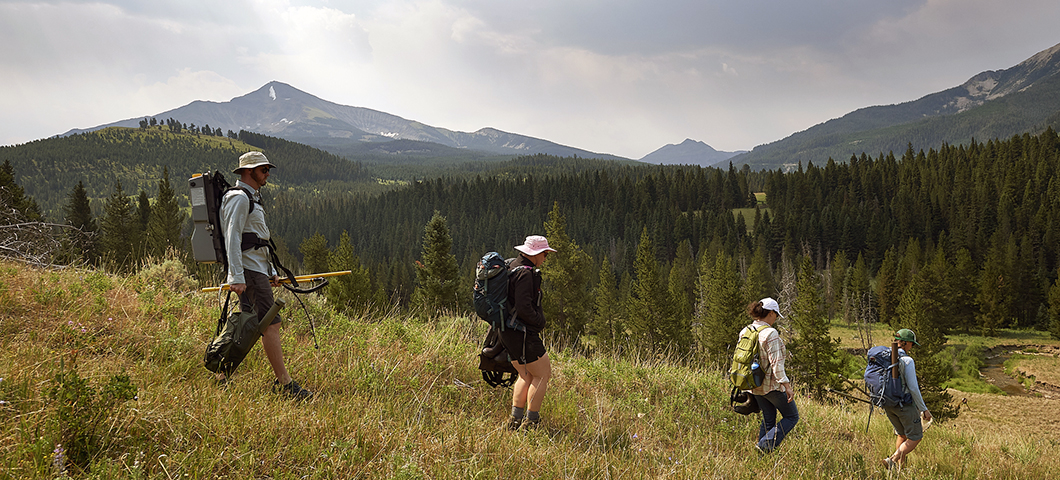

{"left": 216, "top": 290, "right": 233, "bottom": 336}
{"left": 225, "top": 186, "right": 257, "bottom": 215}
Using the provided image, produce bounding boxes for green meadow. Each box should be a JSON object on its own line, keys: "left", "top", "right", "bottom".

{"left": 1, "top": 258, "right": 1057, "bottom": 479}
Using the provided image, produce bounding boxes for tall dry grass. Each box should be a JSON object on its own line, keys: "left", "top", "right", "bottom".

{"left": 1, "top": 258, "right": 1058, "bottom": 479}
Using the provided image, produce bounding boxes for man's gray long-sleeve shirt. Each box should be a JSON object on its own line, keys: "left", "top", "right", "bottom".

{"left": 220, "top": 180, "right": 274, "bottom": 284}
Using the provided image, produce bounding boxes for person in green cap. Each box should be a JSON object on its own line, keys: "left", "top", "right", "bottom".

{"left": 882, "top": 328, "right": 932, "bottom": 470}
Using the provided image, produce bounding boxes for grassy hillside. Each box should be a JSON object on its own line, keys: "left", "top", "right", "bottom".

{"left": 1, "top": 258, "right": 1057, "bottom": 479}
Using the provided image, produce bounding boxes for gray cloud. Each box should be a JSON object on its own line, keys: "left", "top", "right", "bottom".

{"left": 2, "top": 0, "right": 1059, "bottom": 158}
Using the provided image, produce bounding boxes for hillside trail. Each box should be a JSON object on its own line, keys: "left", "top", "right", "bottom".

{"left": 981, "top": 344, "right": 1060, "bottom": 398}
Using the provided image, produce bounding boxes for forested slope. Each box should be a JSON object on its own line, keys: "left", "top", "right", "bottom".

{"left": 6, "top": 126, "right": 1060, "bottom": 350}
{"left": 0, "top": 127, "right": 373, "bottom": 219}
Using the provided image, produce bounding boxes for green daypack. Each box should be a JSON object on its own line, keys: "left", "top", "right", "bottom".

{"left": 204, "top": 308, "right": 261, "bottom": 376}
{"left": 204, "top": 296, "right": 286, "bottom": 376}
{"left": 729, "top": 325, "right": 769, "bottom": 390}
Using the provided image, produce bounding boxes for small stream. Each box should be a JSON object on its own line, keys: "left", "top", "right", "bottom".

{"left": 980, "top": 346, "right": 1028, "bottom": 396}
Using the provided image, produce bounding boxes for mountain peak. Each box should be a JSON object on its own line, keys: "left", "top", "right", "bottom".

{"left": 639, "top": 138, "right": 742, "bottom": 167}
{"left": 675, "top": 138, "right": 716, "bottom": 151}
{"left": 60, "top": 81, "right": 625, "bottom": 160}
{"left": 953, "top": 42, "right": 1060, "bottom": 107}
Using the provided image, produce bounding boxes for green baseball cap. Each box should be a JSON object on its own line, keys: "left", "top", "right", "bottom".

{"left": 895, "top": 328, "right": 920, "bottom": 346}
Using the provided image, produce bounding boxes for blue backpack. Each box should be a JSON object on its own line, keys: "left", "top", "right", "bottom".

{"left": 864, "top": 345, "right": 913, "bottom": 408}
{"left": 472, "top": 252, "right": 530, "bottom": 331}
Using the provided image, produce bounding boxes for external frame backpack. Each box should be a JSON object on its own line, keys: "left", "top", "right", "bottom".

{"left": 729, "top": 325, "right": 768, "bottom": 391}
{"left": 864, "top": 345, "right": 913, "bottom": 408}
{"left": 189, "top": 171, "right": 254, "bottom": 267}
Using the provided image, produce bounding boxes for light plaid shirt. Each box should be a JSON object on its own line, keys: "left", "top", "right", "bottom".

{"left": 740, "top": 320, "right": 790, "bottom": 395}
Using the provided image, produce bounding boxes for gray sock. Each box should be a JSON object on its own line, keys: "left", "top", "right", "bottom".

{"left": 511, "top": 406, "right": 525, "bottom": 419}
{"left": 526, "top": 410, "right": 540, "bottom": 422}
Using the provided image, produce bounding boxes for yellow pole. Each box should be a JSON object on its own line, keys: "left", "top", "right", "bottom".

{"left": 201, "top": 270, "right": 352, "bottom": 292}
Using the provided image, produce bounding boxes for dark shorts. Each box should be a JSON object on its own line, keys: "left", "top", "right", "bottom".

{"left": 498, "top": 328, "right": 547, "bottom": 364}
{"left": 885, "top": 404, "right": 924, "bottom": 441}
{"left": 238, "top": 270, "right": 281, "bottom": 326}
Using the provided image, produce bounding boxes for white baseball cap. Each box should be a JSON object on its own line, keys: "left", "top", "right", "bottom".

{"left": 761, "top": 297, "right": 784, "bottom": 318}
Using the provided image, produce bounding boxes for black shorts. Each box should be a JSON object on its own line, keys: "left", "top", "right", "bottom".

{"left": 498, "top": 328, "right": 547, "bottom": 364}
{"left": 238, "top": 270, "right": 282, "bottom": 326}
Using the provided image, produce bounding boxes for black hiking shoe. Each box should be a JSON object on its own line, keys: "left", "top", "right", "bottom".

{"left": 506, "top": 416, "right": 523, "bottom": 431}
{"left": 274, "top": 379, "right": 313, "bottom": 401}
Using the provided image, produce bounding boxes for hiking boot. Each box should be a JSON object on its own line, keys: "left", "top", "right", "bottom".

{"left": 521, "top": 416, "right": 541, "bottom": 430}
{"left": 274, "top": 379, "right": 313, "bottom": 401}
{"left": 506, "top": 416, "right": 523, "bottom": 431}
{"left": 882, "top": 456, "right": 896, "bottom": 469}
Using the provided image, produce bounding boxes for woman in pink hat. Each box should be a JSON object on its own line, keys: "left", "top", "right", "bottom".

{"left": 502, "top": 235, "right": 556, "bottom": 430}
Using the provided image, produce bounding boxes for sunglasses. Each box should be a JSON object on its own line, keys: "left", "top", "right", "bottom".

{"left": 258, "top": 166, "right": 271, "bottom": 173}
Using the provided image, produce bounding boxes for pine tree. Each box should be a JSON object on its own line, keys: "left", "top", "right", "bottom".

{"left": 136, "top": 188, "right": 151, "bottom": 248}
{"left": 413, "top": 212, "right": 461, "bottom": 313}
{"left": 328, "top": 231, "right": 374, "bottom": 314}
{"left": 146, "top": 166, "right": 186, "bottom": 259}
{"left": 666, "top": 239, "right": 696, "bottom": 352}
{"left": 1048, "top": 267, "right": 1060, "bottom": 340}
{"left": 843, "top": 253, "right": 870, "bottom": 324}
{"left": 694, "top": 251, "right": 745, "bottom": 366}
{"left": 875, "top": 248, "right": 900, "bottom": 327}
{"left": 949, "top": 248, "right": 979, "bottom": 334}
{"left": 61, "top": 180, "right": 99, "bottom": 265}
{"left": 0, "top": 159, "right": 43, "bottom": 221}
{"left": 627, "top": 228, "right": 664, "bottom": 349}
{"left": 976, "top": 236, "right": 1010, "bottom": 336}
{"left": 591, "top": 256, "right": 623, "bottom": 353}
{"left": 743, "top": 242, "right": 774, "bottom": 303}
{"left": 299, "top": 233, "right": 330, "bottom": 275}
{"left": 99, "top": 181, "right": 138, "bottom": 272}
{"left": 542, "top": 202, "right": 593, "bottom": 344}
{"left": 787, "top": 255, "right": 843, "bottom": 398}
{"left": 826, "top": 251, "right": 849, "bottom": 320}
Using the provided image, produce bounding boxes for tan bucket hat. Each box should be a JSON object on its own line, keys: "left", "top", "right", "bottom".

{"left": 233, "top": 151, "right": 276, "bottom": 173}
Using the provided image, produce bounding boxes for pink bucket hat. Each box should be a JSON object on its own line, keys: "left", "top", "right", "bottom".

{"left": 514, "top": 235, "right": 557, "bottom": 256}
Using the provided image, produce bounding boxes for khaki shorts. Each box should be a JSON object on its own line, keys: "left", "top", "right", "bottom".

{"left": 885, "top": 404, "right": 924, "bottom": 441}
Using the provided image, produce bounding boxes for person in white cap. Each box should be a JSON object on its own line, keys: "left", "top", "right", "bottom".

{"left": 742, "top": 297, "right": 797, "bottom": 453}
{"left": 220, "top": 151, "right": 311, "bottom": 400}
{"left": 502, "top": 235, "right": 556, "bottom": 430}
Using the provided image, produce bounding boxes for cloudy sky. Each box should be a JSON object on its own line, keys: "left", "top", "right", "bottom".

{"left": 2, "top": 0, "right": 1059, "bottom": 159}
